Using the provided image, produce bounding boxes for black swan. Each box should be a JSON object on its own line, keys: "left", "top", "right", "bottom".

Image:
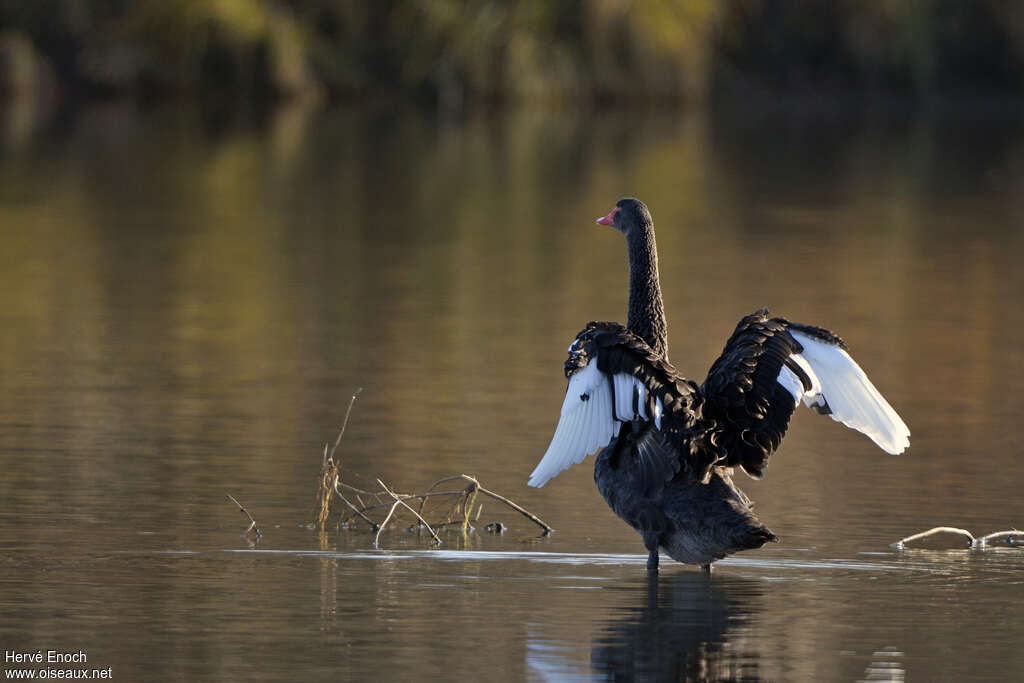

{"left": 528, "top": 198, "right": 909, "bottom": 573}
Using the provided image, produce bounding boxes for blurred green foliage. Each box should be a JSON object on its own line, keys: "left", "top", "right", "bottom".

{"left": 1, "top": 0, "right": 1023, "bottom": 101}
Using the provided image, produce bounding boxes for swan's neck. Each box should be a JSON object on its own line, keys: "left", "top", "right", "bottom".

{"left": 626, "top": 224, "right": 668, "bottom": 359}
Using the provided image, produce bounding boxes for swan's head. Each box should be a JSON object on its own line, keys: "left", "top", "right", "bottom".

{"left": 596, "top": 198, "right": 653, "bottom": 236}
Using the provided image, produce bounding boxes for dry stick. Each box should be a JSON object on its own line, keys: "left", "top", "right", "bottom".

{"left": 418, "top": 475, "right": 467, "bottom": 516}
{"left": 890, "top": 526, "right": 974, "bottom": 548}
{"left": 333, "top": 481, "right": 379, "bottom": 530}
{"left": 462, "top": 485, "right": 479, "bottom": 534}
{"left": 975, "top": 529, "right": 1023, "bottom": 547}
{"left": 340, "top": 481, "right": 385, "bottom": 497}
{"left": 475, "top": 486, "right": 554, "bottom": 534}
{"left": 418, "top": 475, "right": 477, "bottom": 525}
{"left": 376, "top": 479, "right": 442, "bottom": 545}
{"left": 335, "top": 474, "right": 552, "bottom": 534}
{"left": 317, "top": 388, "right": 367, "bottom": 530}
{"left": 374, "top": 501, "right": 401, "bottom": 548}
{"left": 325, "top": 387, "right": 363, "bottom": 467}
{"left": 891, "top": 526, "right": 1024, "bottom": 549}
{"left": 449, "top": 474, "right": 555, "bottom": 534}
{"left": 316, "top": 454, "right": 337, "bottom": 529}
{"left": 423, "top": 475, "right": 475, "bottom": 494}
{"left": 324, "top": 446, "right": 552, "bottom": 537}
{"left": 351, "top": 490, "right": 469, "bottom": 517}
{"left": 226, "top": 494, "right": 262, "bottom": 538}
{"left": 441, "top": 491, "right": 468, "bottom": 526}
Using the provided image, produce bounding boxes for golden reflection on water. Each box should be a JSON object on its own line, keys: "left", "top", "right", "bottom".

{"left": 1, "top": 100, "right": 1023, "bottom": 681}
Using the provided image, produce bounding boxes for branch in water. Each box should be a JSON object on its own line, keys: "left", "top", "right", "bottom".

{"left": 376, "top": 479, "right": 442, "bottom": 545}
{"left": 891, "top": 526, "right": 1023, "bottom": 549}
{"left": 312, "top": 392, "right": 554, "bottom": 547}
{"left": 226, "top": 493, "right": 262, "bottom": 539}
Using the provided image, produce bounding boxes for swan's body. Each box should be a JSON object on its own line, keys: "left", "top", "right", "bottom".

{"left": 528, "top": 198, "right": 909, "bottom": 572}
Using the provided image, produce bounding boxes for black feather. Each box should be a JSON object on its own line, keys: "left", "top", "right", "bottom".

{"left": 698, "top": 309, "right": 826, "bottom": 478}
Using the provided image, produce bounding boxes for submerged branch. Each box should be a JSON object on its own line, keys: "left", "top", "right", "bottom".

{"left": 226, "top": 493, "right": 262, "bottom": 539}
{"left": 374, "top": 502, "right": 400, "bottom": 549}
{"left": 470, "top": 477, "right": 555, "bottom": 535}
{"left": 891, "top": 526, "right": 1023, "bottom": 549}
{"left": 312, "top": 393, "right": 553, "bottom": 547}
{"left": 975, "top": 529, "right": 1024, "bottom": 547}
{"left": 333, "top": 480, "right": 379, "bottom": 530}
{"left": 345, "top": 490, "right": 469, "bottom": 517}
{"left": 416, "top": 474, "right": 554, "bottom": 534}
{"left": 376, "top": 479, "right": 442, "bottom": 545}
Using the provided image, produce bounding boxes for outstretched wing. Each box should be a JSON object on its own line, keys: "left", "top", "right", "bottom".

{"left": 528, "top": 323, "right": 698, "bottom": 488}
{"left": 701, "top": 309, "right": 910, "bottom": 479}
{"left": 785, "top": 324, "right": 910, "bottom": 454}
{"left": 527, "top": 354, "right": 622, "bottom": 488}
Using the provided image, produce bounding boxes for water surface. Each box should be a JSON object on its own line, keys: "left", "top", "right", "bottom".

{"left": 1, "top": 101, "right": 1023, "bottom": 681}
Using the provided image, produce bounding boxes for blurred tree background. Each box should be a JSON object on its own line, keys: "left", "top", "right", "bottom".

{"left": 1, "top": 0, "right": 1023, "bottom": 104}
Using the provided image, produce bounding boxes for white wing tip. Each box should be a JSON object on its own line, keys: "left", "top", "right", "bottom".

{"left": 527, "top": 470, "right": 551, "bottom": 488}
{"left": 790, "top": 329, "right": 911, "bottom": 457}
{"left": 877, "top": 429, "right": 911, "bottom": 455}
{"left": 529, "top": 359, "right": 618, "bottom": 488}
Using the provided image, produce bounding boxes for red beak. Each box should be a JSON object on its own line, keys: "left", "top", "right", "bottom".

{"left": 596, "top": 207, "right": 619, "bottom": 225}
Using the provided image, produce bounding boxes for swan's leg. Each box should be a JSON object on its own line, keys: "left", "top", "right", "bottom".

{"left": 646, "top": 549, "right": 659, "bottom": 574}
{"left": 643, "top": 532, "right": 660, "bottom": 574}
{"left": 700, "top": 563, "right": 713, "bottom": 574}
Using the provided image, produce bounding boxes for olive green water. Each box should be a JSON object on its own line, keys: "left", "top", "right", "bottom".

{"left": 1, "top": 100, "right": 1022, "bottom": 681}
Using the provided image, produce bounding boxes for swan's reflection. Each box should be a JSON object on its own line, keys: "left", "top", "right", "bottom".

{"left": 590, "top": 571, "right": 763, "bottom": 681}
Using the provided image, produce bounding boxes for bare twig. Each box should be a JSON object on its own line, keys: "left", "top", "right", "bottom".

{"left": 316, "top": 458, "right": 338, "bottom": 529}
{"left": 423, "top": 475, "right": 475, "bottom": 495}
{"left": 376, "top": 479, "right": 442, "bottom": 545}
{"left": 328, "top": 472, "right": 553, "bottom": 544}
{"left": 890, "top": 526, "right": 974, "bottom": 548}
{"left": 975, "top": 529, "right": 1024, "bottom": 547}
{"left": 326, "top": 388, "right": 363, "bottom": 467}
{"left": 415, "top": 474, "right": 554, "bottom": 534}
{"left": 333, "top": 480, "right": 378, "bottom": 529}
{"left": 311, "top": 407, "right": 553, "bottom": 545}
{"left": 418, "top": 475, "right": 470, "bottom": 516}
{"left": 339, "top": 481, "right": 385, "bottom": 497}
{"left": 463, "top": 475, "right": 554, "bottom": 534}
{"left": 315, "top": 388, "right": 364, "bottom": 529}
{"left": 345, "top": 490, "right": 469, "bottom": 518}
{"left": 373, "top": 501, "right": 401, "bottom": 548}
{"left": 462, "top": 484, "right": 479, "bottom": 534}
{"left": 891, "top": 526, "right": 1023, "bottom": 549}
{"left": 226, "top": 494, "right": 262, "bottom": 539}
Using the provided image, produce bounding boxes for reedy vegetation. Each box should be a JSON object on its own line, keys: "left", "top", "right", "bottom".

{"left": 2, "top": 0, "right": 1023, "bottom": 101}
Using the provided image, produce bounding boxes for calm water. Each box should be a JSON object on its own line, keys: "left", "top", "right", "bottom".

{"left": 1, "top": 99, "right": 1023, "bottom": 681}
